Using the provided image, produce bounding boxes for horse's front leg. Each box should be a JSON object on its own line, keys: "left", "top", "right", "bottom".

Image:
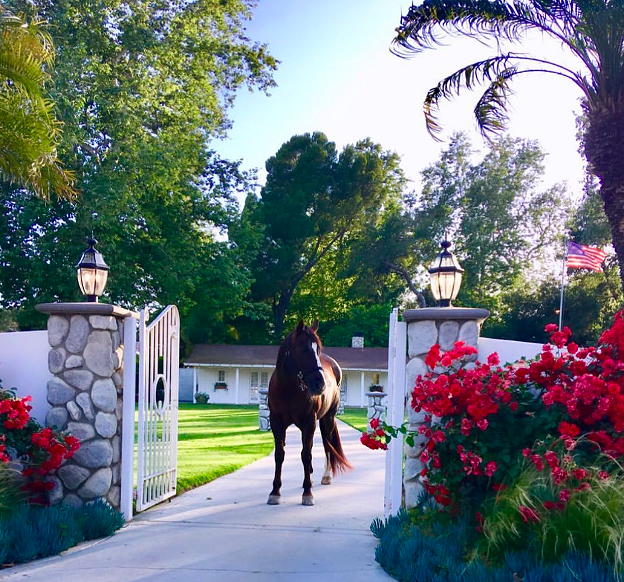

{"left": 268, "top": 417, "right": 286, "bottom": 505}
{"left": 301, "top": 419, "right": 315, "bottom": 506}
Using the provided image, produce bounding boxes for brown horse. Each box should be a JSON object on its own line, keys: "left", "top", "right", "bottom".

{"left": 267, "top": 321, "right": 351, "bottom": 506}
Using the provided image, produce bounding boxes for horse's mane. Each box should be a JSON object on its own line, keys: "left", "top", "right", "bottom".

{"left": 275, "top": 325, "right": 322, "bottom": 373}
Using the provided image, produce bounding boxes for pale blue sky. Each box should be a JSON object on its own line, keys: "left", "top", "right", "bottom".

{"left": 215, "top": 0, "right": 585, "bottom": 197}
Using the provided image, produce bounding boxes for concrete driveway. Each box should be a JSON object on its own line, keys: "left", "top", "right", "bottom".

{"left": 1, "top": 420, "right": 394, "bottom": 582}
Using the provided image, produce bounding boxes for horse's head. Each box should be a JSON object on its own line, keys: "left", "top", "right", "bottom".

{"left": 287, "top": 320, "right": 325, "bottom": 396}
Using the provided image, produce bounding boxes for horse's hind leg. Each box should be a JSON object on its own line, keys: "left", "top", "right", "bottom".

{"left": 319, "top": 413, "right": 334, "bottom": 485}
{"left": 300, "top": 419, "right": 315, "bottom": 506}
{"left": 268, "top": 416, "right": 286, "bottom": 505}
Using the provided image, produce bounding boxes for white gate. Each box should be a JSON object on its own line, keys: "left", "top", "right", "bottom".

{"left": 136, "top": 305, "right": 180, "bottom": 512}
{"left": 383, "top": 308, "right": 407, "bottom": 517}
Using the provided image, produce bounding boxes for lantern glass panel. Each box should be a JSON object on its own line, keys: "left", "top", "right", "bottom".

{"left": 94, "top": 270, "right": 108, "bottom": 296}
{"left": 78, "top": 267, "right": 97, "bottom": 296}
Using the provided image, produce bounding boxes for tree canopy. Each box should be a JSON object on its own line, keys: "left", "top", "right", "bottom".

{"left": 393, "top": 0, "right": 624, "bottom": 290}
{"left": 231, "top": 132, "right": 406, "bottom": 341}
{"left": 0, "top": 0, "right": 276, "bottom": 344}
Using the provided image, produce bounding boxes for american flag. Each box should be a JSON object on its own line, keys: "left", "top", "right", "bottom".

{"left": 566, "top": 241, "right": 607, "bottom": 272}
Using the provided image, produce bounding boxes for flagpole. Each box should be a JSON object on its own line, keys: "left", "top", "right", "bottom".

{"left": 559, "top": 239, "right": 568, "bottom": 330}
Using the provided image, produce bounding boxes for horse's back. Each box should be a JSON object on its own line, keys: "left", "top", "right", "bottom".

{"left": 321, "top": 354, "right": 342, "bottom": 387}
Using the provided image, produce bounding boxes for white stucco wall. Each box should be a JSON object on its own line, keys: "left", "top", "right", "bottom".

{"left": 479, "top": 337, "right": 543, "bottom": 365}
{"left": 0, "top": 330, "right": 50, "bottom": 423}
{"left": 195, "top": 366, "right": 273, "bottom": 404}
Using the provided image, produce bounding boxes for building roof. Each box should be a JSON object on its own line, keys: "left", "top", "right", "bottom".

{"left": 185, "top": 344, "right": 388, "bottom": 371}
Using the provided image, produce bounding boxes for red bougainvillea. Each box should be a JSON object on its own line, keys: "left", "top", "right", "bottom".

{"left": 362, "top": 310, "right": 624, "bottom": 520}
{"left": 0, "top": 390, "right": 79, "bottom": 503}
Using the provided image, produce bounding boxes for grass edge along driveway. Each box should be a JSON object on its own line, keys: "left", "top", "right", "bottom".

{"left": 176, "top": 404, "right": 368, "bottom": 494}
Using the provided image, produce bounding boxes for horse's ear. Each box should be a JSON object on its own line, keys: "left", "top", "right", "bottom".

{"left": 310, "top": 320, "right": 319, "bottom": 332}
{"left": 296, "top": 320, "right": 305, "bottom": 334}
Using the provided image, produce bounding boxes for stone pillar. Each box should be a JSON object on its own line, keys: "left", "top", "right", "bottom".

{"left": 337, "top": 381, "right": 346, "bottom": 415}
{"left": 366, "top": 391, "right": 387, "bottom": 428}
{"left": 258, "top": 388, "right": 270, "bottom": 431}
{"left": 402, "top": 307, "right": 489, "bottom": 508}
{"left": 36, "top": 303, "right": 137, "bottom": 510}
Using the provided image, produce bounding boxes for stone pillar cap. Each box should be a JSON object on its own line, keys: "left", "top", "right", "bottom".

{"left": 366, "top": 391, "right": 387, "bottom": 397}
{"left": 36, "top": 302, "right": 138, "bottom": 318}
{"left": 403, "top": 307, "right": 489, "bottom": 323}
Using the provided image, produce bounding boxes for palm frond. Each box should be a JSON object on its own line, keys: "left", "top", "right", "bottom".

{"left": 392, "top": 0, "right": 579, "bottom": 57}
{"left": 473, "top": 68, "right": 515, "bottom": 140}
{"left": 423, "top": 54, "right": 515, "bottom": 139}
{"left": 0, "top": 10, "right": 75, "bottom": 199}
{"left": 423, "top": 51, "right": 590, "bottom": 139}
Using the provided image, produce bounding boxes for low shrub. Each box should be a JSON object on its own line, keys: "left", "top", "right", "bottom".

{"left": 195, "top": 392, "right": 210, "bottom": 404}
{"left": 0, "top": 499, "right": 124, "bottom": 565}
{"left": 373, "top": 508, "right": 620, "bottom": 582}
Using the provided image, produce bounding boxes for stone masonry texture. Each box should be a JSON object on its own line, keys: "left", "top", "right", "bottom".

{"left": 45, "top": 312, "right": 125, "bottom": 510}
{"left": 403, "top": 315, "right": 485, "bottom": 508}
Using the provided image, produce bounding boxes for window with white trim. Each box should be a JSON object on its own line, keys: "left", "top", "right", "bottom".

{"left": 218, "top": 370, "right": 226, "bottom": 382}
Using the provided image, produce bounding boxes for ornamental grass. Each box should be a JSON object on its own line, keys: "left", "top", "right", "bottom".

{"left": 373, "top": 507, "right": 621, "bottom": 582}
{"left": 0, "top": 499, "right": 124, "bottom": 566}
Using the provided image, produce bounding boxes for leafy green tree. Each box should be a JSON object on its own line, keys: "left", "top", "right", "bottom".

{"left": 347, "top": 133, "right": 568, "bottom": 316}
{"left": 0, "top": 11, "right": 73, "bottom": 198}
{"left": 233, "top": 132, "right": 407, "bottom": 340}
{"left": 0, "top": 0, "right": 276, "bottom": 343}
{"left": 486, "top": 268, "right": 621, "bottom": 346}
{"left": 393, "top": 0, "right": 624, "bottom": 290}
{"left": 320, "top": 303, "right": 394, "bottom": 348}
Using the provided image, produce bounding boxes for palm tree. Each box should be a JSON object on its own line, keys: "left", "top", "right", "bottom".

{"left": 393, "top": 0, "right": 624, "bottom": 289}
{"left": 0, "top": 11, "right": 74, "bottom": 198}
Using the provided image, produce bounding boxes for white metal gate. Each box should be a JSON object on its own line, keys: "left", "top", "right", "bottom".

{"left": 136, "top": 305, "right": 180, "bottom": 512}
{"left": 384, "top": 308, "right": 407, "bottom": 517}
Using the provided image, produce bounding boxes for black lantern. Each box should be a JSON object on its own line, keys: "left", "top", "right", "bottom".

{"left": 76, "top": 237, "right": 109, "bottom": 302}
{"left": 428, "top": 239, "right": 464, "bottom": 307}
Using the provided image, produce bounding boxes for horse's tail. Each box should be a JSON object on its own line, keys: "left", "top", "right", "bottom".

{"left": 321, "top": 415, "right": 352, "bottom": 475}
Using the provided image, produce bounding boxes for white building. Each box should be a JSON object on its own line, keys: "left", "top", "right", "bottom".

{"left": 183, "top": 343, "right": 388, "bottom": 407}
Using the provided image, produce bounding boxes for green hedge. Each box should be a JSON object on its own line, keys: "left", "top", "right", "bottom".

{"left": 0, "top": 499, "right": 124, "bottom": 565}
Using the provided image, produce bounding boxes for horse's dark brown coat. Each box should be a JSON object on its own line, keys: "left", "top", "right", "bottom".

{"left": 267, "top": 322, "right": 351, "bottom": 505}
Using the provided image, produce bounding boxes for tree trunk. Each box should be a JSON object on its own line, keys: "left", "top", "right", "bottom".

{"left": 584, "top": 104, "right": 624, "bottom": 291}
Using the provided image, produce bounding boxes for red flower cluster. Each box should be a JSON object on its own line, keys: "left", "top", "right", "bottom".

{"left": 0, "top": 434, "right": 8, "bottom": 463}
{"left": 361, "top": 312, "right": 624, "bottom": 528}
{"left": 27, "top": 428, "right": 80, "bottom": 475}
{"left": 360, "top": 419, "right": 388, "bottom": 450}
{"left": 424, "top": 481, "right": 452, "bottom": 506}
{"left": 516, "top": 314, "right": 624, "bottom": 436}
{"left": 0, "top": 395, "right": 32, "bottom": 429}
{"left": 412, "top": 343, "right": 513, "bottom": 426}
{"left": 0, "top": 391, "right": 80, "bottom": 504}
{"left": 424, "top": 341, "right": 478, "bottom": 370}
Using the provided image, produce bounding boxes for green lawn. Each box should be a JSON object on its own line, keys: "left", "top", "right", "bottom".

{"left": 338, "top": 406, "right": 368, "bottom": 432}
{"left": 175, "top": 404, "right": 368, "bottom": 494}
{"left": 177, "top": 404, "right": 274, "bottom": 494}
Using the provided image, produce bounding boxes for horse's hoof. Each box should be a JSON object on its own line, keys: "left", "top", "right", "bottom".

{"left": 302, "top": 495, "right": 314, "bottom": 506}
{"left": 321, "top": 476, "right": 331, "bottom": 485}
{"left": 267, "top": 495, "right": 281, "bottom": 505}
